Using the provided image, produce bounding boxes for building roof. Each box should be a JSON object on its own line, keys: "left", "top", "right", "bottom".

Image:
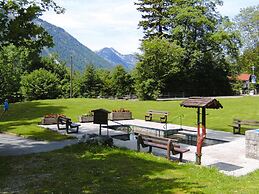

{"left": 180, "top": 97, "right": 223, "bottom": 109}
{"left": 237, "top": 73, "right": 251, "bottom": 81}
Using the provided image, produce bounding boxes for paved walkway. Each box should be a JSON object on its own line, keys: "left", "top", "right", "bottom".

{"left": 1, "top": 119, "right": 259, "bottom": 177}
{"left": 41, "top": 119, "right": 259, "bottom": 176}
{"left": 0, "top": 133, "right": 77, "bottom": 156}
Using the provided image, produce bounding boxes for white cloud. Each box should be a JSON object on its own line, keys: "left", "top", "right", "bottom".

{"left": 41, "top": 0, "right": 258, "bottom": 54}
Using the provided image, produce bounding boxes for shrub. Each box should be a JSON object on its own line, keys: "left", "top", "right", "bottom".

{"left": 21, "top": 69, "right": 61, "bottom": 100}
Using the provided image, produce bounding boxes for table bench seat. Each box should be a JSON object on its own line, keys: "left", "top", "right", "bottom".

{"left": 145, "top": 110, "right": 169, "bottom": 123}
{"left": 137, "top": 134, "right": 189, "bottom": 162}
{"left": 57, "top": 116, "right": 80, "bottom": 134}
{"left": 230, "top": 119, "right": 259, "bottom": 134}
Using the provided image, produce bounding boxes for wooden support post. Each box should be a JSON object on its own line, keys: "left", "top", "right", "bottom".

{"left": 99, "top": 124, "right": 102, "bottom": 135}
{"left": 196, "top": 107, "right": 206, "bottom": 165}
{"left": 196, "top": 107, "right": 201, "bottom": 164}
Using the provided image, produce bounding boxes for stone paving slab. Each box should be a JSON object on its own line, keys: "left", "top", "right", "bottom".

{"left": 0, "top": 133, "right": 78, "bottom": 156}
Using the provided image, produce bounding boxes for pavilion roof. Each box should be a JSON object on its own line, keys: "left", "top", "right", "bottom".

{"left": 180, "top": 97, "right": 223, "bottom": 109}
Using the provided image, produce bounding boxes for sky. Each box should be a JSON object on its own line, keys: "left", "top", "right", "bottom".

{"left": 41, "top": 0, "right": 258, "bottom": 54}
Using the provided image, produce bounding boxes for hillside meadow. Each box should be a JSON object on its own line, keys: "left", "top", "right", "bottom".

{"left": 1, "top": 96, "right": 259, "bottom": 141}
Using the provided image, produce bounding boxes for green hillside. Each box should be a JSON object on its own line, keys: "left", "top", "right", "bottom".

{"left": 37, "top": 19, "right": 114, "bottom": 71}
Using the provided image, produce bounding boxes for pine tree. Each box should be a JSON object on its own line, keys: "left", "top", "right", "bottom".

{"left": 135, "top": 0, "right": 172, "bottom": 39}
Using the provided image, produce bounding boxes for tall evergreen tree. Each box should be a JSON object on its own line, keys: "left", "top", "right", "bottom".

{"left": 135, "top": 0, "right": 240, "bottom": 97}
{"left": 111, "top": 65, "right": 134, "bottom": 98}
{"left": 79, "top": 64, "right": 102, "bottom": 98}
{"left": 135, "top": 0, "right": 172, "bottom": 39}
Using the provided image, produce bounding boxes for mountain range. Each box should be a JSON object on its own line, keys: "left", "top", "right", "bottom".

{"left": 96, "top": 48, "right": 137, "bottom": 70}
{"left": 36, "top": 19, "right": 137, "bottom": 71}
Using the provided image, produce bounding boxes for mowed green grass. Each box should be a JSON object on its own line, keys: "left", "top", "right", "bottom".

{"left": 1, "top": 96, "right": 259, "bottom": 140}
{"left": 0, "top": 144, "right": 258, "bottom": 193}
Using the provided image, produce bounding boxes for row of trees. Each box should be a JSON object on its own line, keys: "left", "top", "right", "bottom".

{"left": 0, "top": 46, "right": 134, "bottom": 102}
{"left": 0, "top": 0, "right": 64, "bottom": 102}
{"left": 0, "top": 0, "right": 258, "bottom": 102}
{"left": 0, "top": 0, "right": 134, "bottom": 103}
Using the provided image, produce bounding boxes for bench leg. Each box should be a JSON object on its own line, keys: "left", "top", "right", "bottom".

{"left": 160, "top": 115, "right": 167, "bottom": 123}
{"left": 137, "top": 142, "right": 140, "bottom": 152}
{"left": 233, "top": 127, "right": 241, "bottom": 134}
{"left": 179, "top": 153, "right": 183, "bottom": 162}
{"left": 166, "top": 147, "right": 171, "bottom": 160}
{"left": 167, "top": 140, "right": 172, "bottom": 160}
{"left": 67, "top": 125, "right": 80, "bottom": 134}
{"left": 148, "top": 146, "right": 152, "bottom": 153}
{"left": 145, "top": 114, "right": 152, "bottom": 121}
{"left": 137, "top": 136, "right": 141, "bottom": 151}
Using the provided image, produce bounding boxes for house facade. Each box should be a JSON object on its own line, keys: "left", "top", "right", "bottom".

{"left": 237, "top": 73, "right": 257, "bottom": 95}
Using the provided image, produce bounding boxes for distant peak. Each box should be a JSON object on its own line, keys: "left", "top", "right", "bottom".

{"left": 96, "top": 47, "right": 137, "bottom": 70}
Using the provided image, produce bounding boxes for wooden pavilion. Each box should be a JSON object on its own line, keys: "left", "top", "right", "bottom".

{"left": 180, "top": 97, "right": 223, "bottom": 165}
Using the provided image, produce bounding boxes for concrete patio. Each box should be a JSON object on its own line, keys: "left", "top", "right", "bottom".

{"left": 40, "top": 119, "right": 259, "bottom": 177}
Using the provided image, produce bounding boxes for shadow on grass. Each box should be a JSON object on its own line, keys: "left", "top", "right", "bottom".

{"left": 0, "top": 144, "right": 205, "bottom": 193}
{"left": 0, "top": 101, "right": 66, "bottom": 122}
{"left": 0, "top": 120, "right": 69, "bottom": 141}
{"left": 0, "top": 101, "right": 67, "bottom": 138}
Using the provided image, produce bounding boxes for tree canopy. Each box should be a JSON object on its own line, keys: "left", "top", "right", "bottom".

{"left": 135, "top": 0, "right": 240, "bottom": 98}
{"left": 0, "top": 0, "right": 64, "bottom": 71}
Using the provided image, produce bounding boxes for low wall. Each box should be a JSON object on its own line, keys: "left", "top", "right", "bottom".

{"left": 246, "top": 130, "right": 259, "bottom": 160}
{"left": 41, "top": 117, "right": 57, "bottom": 125}
{"left": 109, "top": 112, "right": 132, "bottom": 121}
{"left": 79, "top": 116, "right": 94, "bottom": 123}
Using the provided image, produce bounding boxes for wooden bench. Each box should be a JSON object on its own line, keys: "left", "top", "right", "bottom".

{"left": 230, "top": 118, "right": 259, "bottom": 134}
{"left": 57, "top": 116, "right": 80, "bottom": 134}
{"left": 145, "top": 110, "right": 169, "bottom": 123}
{"left": 137, "top": 134, "right": 190, "bottom": 161}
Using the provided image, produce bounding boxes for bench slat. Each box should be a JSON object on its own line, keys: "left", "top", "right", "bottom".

{"left": 70, "top": 123, "right": 81, "bottom": 127}
{"left": 143, "top": 141, "right": 168, "bottom": 149}
{"left": 141, "top": 135, "right": 177, "bottom": 142}
{"left": 147, "top": 110, "right": 168, "bottom": 115}
{"left": 143, "top": 138, "right": 167, "bottom": 145}
{"left": 142, "top": 137, "right": 179, "bottom": 146}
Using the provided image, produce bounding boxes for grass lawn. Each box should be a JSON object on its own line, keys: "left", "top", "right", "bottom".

{"left": 1, "top": 96, "right": 259, "bottom": 141}
{"left": 0, "top": 143, "right": 259, "bottom": 193}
